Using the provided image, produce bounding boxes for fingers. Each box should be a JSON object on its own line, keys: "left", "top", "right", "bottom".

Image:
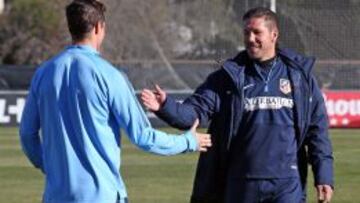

{"left": 197, "top": 133, "right": 212, "bottom": 152}
{"left": 324, "top": 185, "right": 333, "bottom": 202}
{"left": 190, "top": 119, "right": 200, "bottom": 131}
{"left": 141, "top": 90, "right": 153, "bottom": 106}
{"left": 199, "top": 133, "right": 211, "bottom": 145}
{"left": 155, "top": 84, "right": 164, "bottom": 94}
{"left": 317, "top": 185, "right": 333, "bottom": 203}
{"left": 142, "top": 101, "right": 154, "bottom": 109}
{"left": 141, "top": 89, "right": 155, "bottom": 102}
{"left": 190, "top": 119, "right": 212, "bottom": 152}
{"left": 317, "top": 185, "right": 325, "bottom": 202}
{"left": 141, "top": 89, "right": 160, "bottom": 111}
{"left": 154, "top": 84, "right": 166, "bottom": 102}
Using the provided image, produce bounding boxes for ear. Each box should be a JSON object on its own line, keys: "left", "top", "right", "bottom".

{"left": 94, "top": 22, "right": 105, "bottom": 34}
{"left": 272, "top": 30, "right": 279, "bottom": 43}
{"left": 94, "top": 22, "right": 101, "bottom": 35}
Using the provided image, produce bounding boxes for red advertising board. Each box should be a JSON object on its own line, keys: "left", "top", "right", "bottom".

{"left": 324, "top": 91, "right": 360, "bottom": 128}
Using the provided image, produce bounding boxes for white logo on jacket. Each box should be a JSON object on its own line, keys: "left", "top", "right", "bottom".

{"left": 244, "top": 96, "right": 294, "bottom": 111}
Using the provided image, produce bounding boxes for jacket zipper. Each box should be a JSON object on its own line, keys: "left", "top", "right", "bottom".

{"left": 227, "top": 97, "right": 235, "bottom": 149}
{"left": 222, "top": 62, "right": 245, "bottom": 150}
{"left": 287, "top": 61, "right": 313, "bottom": 147}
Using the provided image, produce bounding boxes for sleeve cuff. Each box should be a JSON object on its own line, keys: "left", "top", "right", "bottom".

{"left": 183, "top": 130, "right": 198, "bottom": 152}
{"left": 156, "top": 97, "right": 175, "bottom": 116}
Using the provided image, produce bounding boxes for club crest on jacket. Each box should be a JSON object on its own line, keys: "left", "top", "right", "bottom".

{"left": 279, "top": 78, "right": 291, "bottom": 94}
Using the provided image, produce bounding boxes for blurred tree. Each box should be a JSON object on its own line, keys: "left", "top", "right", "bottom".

{"left": 103, "top": 0, "right": 171, "bottom": 62}
{"left": 103, "top": 0, "right": 243, "bottom": 62}
{"left": 0, "top": 0, "right": 244, "bottom": 64}
{"left": 0, "top": 0, "right": 68, "bottom": 65}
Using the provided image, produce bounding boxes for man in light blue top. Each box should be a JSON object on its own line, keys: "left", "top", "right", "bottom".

{"left": 19, "top": 1, "right": 212, "bottom": 203}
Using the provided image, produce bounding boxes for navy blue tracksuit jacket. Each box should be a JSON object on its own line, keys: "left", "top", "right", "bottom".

{"left": 156, "top": 48, "right": 334, "bottom": 203}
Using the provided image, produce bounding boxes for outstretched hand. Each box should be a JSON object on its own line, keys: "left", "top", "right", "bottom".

{"left": 190, "top": 119, "right": 212, "bottom": 152}
{"left": 141, "top": 84, "right": 166, "bottom": 111}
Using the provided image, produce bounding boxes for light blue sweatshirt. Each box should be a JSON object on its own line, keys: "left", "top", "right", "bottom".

{"left": 19, "top": 45, "right": 198, "bottom": 203}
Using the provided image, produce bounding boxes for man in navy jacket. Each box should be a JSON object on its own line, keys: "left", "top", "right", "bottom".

{"left": 142, "top": 7, "right": 333, "bottom": 203}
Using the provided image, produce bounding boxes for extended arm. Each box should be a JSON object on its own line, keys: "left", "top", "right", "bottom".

{"left": 110, "top": 72, "right": 211, "bottom": 155}
{"left": 141, "top": 72, "right": 220, "bottom": 130}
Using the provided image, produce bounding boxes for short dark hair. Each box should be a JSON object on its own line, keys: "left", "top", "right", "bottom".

{"left": 242, "top": 7, "right": 279, "bottom": 32}
{"left": 66, "top": 0, "right": 106, "bottom": 41}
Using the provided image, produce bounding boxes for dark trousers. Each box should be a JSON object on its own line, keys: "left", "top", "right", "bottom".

{"left": 225, "top": 177, "right": 302, "bottom": 203}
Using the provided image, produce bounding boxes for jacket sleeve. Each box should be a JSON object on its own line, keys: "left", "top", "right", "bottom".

{"left": 19, "top": 76, "right": 44, "bottom": 172}
{"left": 156, "top": 71, "right": 221, "bottom": 130}
{"left": 306, "top": 75, "right": 334, "bottom": 187}
{"left": 109, "top": 71, "right": 198, "bottom": 155}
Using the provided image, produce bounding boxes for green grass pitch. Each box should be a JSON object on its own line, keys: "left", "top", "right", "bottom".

{"left": 0, "top": 127, "right": 359, "bottom": 203}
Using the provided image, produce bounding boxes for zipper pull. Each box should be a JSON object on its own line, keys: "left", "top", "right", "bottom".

{"left": 264, "top": 84, "right": 268, "bottom": 92}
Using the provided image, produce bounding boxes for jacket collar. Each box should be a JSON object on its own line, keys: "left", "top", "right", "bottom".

{"left": 221, "top": 51, "right": 248, "bottom": 89}
{"left": 222, "top": 48, "right": 316, "bottom": 82}
{"left": 66, "top": 44, "right": 100, "bottom": 55}
{"left": 277, "top": 48, "right": 316, "bottom": 80}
